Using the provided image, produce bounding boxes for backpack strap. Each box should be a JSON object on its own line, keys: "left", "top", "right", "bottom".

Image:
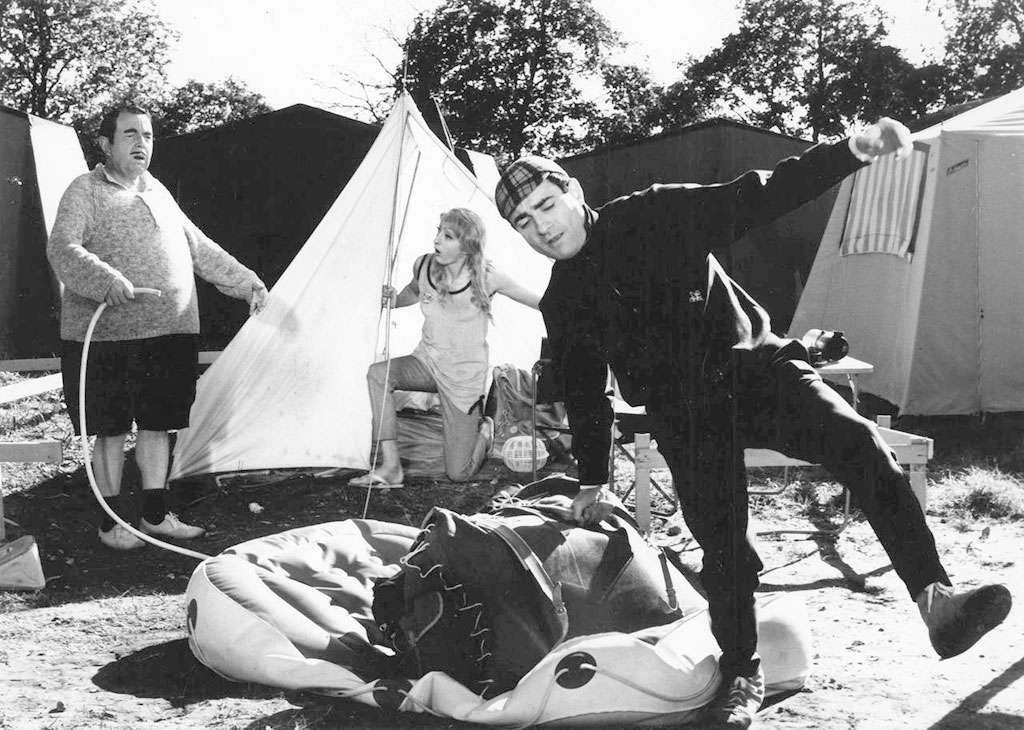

{"left": 498, "top": 499, "right": 645, "bottom": 538}
{"left": 473, "top": 515, "right": 569, "bottom": 645}
{"left": 497, "top": 365, "right": 534, "bottom": 407}
{"left": 493, "top": 500, "right": 679, "bottom": 613}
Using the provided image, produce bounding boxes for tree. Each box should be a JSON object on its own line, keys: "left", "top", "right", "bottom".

{"left": 937, "top": 0, "right": 1024, "bottom": 102}
{"left": 657, "top": 62, "right": 720, "bottom": 133}
{"left": 0, "top": 0, "right": 175, "bottom": 124}
{"left": 398, "top": 0, "right": 659, "bottom": 160}
{"left": 152, "top": 78, "right": 272, "bottom": 137}
{"left": 582, "top": 62, "right": 663, "bottom": 149}
{"left": 661, "top": 0, "right": 943, "bottom": 140}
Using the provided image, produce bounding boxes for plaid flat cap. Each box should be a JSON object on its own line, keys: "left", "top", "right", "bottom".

{"left": 494, "top": 156, "right": 570, "bottom": 221}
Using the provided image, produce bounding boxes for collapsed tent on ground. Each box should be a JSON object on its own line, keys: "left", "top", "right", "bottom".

{"left": 0, "top": 106, "right": 87, "bottom": 360}
{"left": 169, "top": 93, "right": 551, "bottom": 480}
{"left": 789, "top": 88, "right": 1024, "bottom": 415}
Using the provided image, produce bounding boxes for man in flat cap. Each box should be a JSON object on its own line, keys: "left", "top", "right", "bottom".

{"left": 495, "top": 120, "right": 1012, "bottom": 730}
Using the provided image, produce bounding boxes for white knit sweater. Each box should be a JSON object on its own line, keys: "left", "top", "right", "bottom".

{"left": 47, "top": 165, "right": 263, "bottom": 342}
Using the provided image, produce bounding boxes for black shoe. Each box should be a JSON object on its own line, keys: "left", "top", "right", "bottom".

{"left": 917, "top": 582, "right": 1012, "bottom": 659}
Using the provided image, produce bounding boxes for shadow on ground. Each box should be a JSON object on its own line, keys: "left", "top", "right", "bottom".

{"left": 93, "top": 638, "right": 485, "bottom": 730}
{"left": 92, "top": 638, "right": 281, "bottom": 704}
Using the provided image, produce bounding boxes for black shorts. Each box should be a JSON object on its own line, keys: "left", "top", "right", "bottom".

{"left": 61, "top": 334, "right": 200, "bottom": 436}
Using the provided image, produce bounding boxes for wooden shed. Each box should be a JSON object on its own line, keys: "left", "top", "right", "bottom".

{"left": 559, "top": 119, "right": 840, "bottom": 330}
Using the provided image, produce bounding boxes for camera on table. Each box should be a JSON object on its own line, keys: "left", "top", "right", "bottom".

{"left": 801, "top": 329, "right": 849, "bottom": 366}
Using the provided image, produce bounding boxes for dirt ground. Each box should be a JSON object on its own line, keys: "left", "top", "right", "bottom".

{"left": 0, "top": 418, "right": 1022, "bottom": 729}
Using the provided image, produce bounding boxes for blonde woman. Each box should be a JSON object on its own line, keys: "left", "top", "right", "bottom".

{"left": 350, "top": 208, "right": 539, "bottom": 487}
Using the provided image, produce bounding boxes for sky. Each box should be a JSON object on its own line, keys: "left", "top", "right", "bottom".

{"left": 154, "top": 0, "right": 947, "bottom": 114}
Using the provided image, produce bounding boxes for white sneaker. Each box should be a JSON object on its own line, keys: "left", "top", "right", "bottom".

{"left": 139, "top": 512, "right": 206, "bottom": 540}
{"left": 703, "top": 665, "right": 765, "bottom": 729}
{"left": 98, "top": 524, "right": 145, "bottom": 551}
{"left": 917, "top": 582, "right": 1012, "bottom": 659}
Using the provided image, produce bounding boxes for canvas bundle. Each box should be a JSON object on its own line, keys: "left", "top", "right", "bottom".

{"left": 371, "top": 478, "right": 687, "bottom": 698}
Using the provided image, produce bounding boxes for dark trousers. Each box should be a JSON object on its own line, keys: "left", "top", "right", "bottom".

{"left": 645, "top": 336, "right": 949, "bottom": 678}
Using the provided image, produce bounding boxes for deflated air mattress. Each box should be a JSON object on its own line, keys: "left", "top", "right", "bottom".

{"left": 185, "top": 511, "right": 812, "bottom": 727}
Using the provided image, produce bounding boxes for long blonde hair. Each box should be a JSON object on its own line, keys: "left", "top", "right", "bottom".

{"left": 431, "top": 208, "right": 492, "bottom": 318}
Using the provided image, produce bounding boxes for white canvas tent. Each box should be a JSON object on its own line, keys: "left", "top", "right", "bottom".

{"left": 789, "top": 88, "right": 1024, "bottom": 415}
{"left": 170, "top": 93, "right": 551, "bottom": 480}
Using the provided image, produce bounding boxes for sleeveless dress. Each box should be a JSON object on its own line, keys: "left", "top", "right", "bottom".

{"left": 411, "top": 254, "right": 490, "bottom": 413}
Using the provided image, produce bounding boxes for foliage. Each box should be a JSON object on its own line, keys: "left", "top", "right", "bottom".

{"left": 72, "top": 77, "right": 273, "bottom": 168}
{"left": 0, "top": 0, "right": 271, "bottom": 168}
{"left": 0, "top": 0, "right": 175, "bottom": 124}
{"left": 151, "top": 78, "right": 273, "bottom": 137}
{"left": 398, "top": 0, "right": 660, "bottom": 161}
{"left": 659, "top": 0, "right": 946, "bottom": 141}
{"left": 932, "top": 466, "right": 1024, "bottom": 519}
{"left": 936, "top": 0, "right": 1024, "bottom": 102}
{"left": 581, "top": 61, "right": 664, "bottom": 149}
{"left": 657, "top": 62, "right": 719, "bottom": 132}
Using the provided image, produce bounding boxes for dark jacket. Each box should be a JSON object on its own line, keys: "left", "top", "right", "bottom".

{"left": 540, "top": 139, "right": 865, "bottom": 484}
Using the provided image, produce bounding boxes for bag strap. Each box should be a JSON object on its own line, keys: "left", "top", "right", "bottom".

{"left": 473, "top": 516, "right": 569, "bottom": 645}
{"left": 495, "top": 502, "right": 573, "bottom": 523}
{"left": 491, "top": 501, "right": 679, "bottom": 614}
{"left": 497, "top": 366, "right": 534, "bottom": 406}
{"left": 497, "top": 499, "right": 645, "bottom": 537}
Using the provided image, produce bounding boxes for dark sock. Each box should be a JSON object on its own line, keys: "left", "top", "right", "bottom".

{"left": 142, "top": 490, "right": 168, "bottom": 524}
{"left": 99, "top": 514, "right": 116, "bottom": 532}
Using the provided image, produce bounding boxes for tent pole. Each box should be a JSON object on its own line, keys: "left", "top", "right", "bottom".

{"left": 381, "top": 100, "right": 409, "bottom": 363}
{"left": 364, "top": 97, "right": 412, "bottom": 519}
{"left": 390, "top": 154, "right": 423, "bottom": 273}
{"left": 432, "top": 95, "right": 456, "bottom": 152}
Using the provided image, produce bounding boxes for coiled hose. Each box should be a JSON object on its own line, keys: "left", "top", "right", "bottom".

{"left": 79, "top": 288, "right": 211, "bottom": 561}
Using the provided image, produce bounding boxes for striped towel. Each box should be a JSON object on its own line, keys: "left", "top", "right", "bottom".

{"left": 840, "top": 145, "right": 929, "bottom": 259}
